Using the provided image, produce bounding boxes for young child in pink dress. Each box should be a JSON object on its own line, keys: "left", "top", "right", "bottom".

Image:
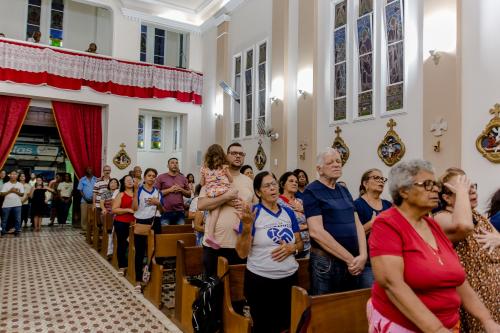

{"left": 200, "top": 144, "right": 233, "bottom": 249}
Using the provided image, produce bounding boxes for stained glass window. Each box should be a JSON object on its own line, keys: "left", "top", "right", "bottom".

{"left": 151, "top": 117, "right": 162, "bottom": 150}
{"left": 233, "top": 55, "right": 242, "bottom": 139}
{"left": 256, "top": 42, "right": 267, "bottom": 135}
{"left": 333, "top": 1, "right": 348, "bottom": 122}
{"left": 357, "top": 0, "right": 374, "bottom": 117}
{"left": 137, "top": 115, "right": 145, "bottom": 149}
{"left": 140, "top": 25, "right": 147, "bottom": 62}
{"left": 50, "top": 0, "right": 64, "bottom": 47}
{"left": 154, "top": 28, "right": 165, "bottom": 65}
{"left": 244, "top": 48, "right": 254, "bottom": 137}
{"left": 385, "top": 0, "right": 404, "bottom": 111}
{"left": 26, "top": 0, "right": 41, "bottom": 41}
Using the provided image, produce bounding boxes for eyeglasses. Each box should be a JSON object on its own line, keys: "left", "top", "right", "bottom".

{"left": 261, "top": 181, "right": 278, "bottom": 189}
{"left": 369, "top": 176, "right": 388, "bottom": 183}
{"left": 413, "top": 180, "right": 441, "bottom": 192}
{"left": 103, "top": 169, "right": 111, "bottom": 172}
{"left": 228, "top": 151, "right": 246, "bottom": 157}
{"left": 442, "top": 182, "right": 478, "bottom": 194}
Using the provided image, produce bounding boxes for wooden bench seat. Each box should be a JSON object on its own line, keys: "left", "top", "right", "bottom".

{"left": 99, "top": 214, "right": 113, "bottom": 259}
{"left": 143, "top": 231, "right": 196, "bottom": 308}
{"left": 290, "top": 286, "right": 371, "bottom": 333}
{"left": 217, "top": 257, "right": 310, "bottom": 333}
{"left": 173, "top": 240, "right": 204, "bottom": 333}
{"left": 126, "top": 223, "right": 196, "bottom": 284}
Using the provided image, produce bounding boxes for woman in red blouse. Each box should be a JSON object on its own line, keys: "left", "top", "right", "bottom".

{"left": 112, "top": 175, "right": 137, "bottom": 275}
{"left": 368, "top": 159, "right": 499, "bottom": 333}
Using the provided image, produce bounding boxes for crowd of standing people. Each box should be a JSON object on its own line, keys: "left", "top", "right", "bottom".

{"left": 2, "top": 141, "right": 500, "bottom": 333}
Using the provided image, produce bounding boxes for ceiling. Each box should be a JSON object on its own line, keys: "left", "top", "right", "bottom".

{"left": 120, "top": 0, "right": 236, "bottom": 30}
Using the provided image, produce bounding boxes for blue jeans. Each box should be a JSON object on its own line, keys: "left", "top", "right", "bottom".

{"left": 359, "top": 264, "right": 374, "bottom": 289}
{"left": 310, "top": 251, "right": 363, "bottom": 295}
{"left": 160, "top": 211, "right": 185, "bottom": 225}
{"left": 2, "top": 206, "right": 22, "bottom": 234}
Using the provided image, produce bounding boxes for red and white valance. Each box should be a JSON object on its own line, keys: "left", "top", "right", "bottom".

{"left": 0, "top": 39, "right": 203, "bottom": 105}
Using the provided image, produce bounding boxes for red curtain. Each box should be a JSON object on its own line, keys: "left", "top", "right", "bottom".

{"left": 0, "top": 95, "right": 31, "bottom": 169}
{"left": 52, "top": 101, "right": 102, "bottom": 179}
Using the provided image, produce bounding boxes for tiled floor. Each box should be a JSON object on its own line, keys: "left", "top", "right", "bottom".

{"left": 0, "top": 226, "right": 181, "bottom": 333}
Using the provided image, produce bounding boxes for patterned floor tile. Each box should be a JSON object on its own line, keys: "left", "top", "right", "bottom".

{"left": 0, "top": 227, "right": 180, "bottom": 333}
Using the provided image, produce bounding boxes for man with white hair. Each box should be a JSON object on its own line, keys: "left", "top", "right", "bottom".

{"left": 302, "top": 148, "right": 368, "bottom": 295}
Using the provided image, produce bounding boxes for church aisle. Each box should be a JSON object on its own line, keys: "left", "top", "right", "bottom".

{"left": 0, "top": 228, "right": 181, "bottom": 333}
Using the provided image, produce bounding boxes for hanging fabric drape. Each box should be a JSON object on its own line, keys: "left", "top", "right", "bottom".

{"left": 0, "top": 95, "right": 31, "bottom": 169}
{"left": 52, "top": 101, "right": 102, "bottom": 179}
{"left": 0, "top": 39, "right": 203, "bottom": 105}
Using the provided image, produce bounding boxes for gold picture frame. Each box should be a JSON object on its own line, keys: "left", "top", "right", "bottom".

{"left": 378, "top": 118, "right": 406, "bottom": 166}
{"left": 476, "top": 103, "right": 500, "bottom": 163}
{"left": 331, "top": 126, "right": 350, "bottom": 166}
{"left": 113, "top": 143, "right": 131, "bottom": 170}
{"left": 254, "top": 139, "right": 267, "bottom": 170}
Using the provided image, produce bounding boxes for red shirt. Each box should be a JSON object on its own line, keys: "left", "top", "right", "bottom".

{"left": 114, "top": 192, "right": 135, "bottom": 223}
{"left": 369, "top": 207, "right": 466, "bottom": 331}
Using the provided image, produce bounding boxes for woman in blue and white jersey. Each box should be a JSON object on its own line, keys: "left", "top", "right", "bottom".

{"left": 132, "top": 168, "right": 163, "bottom": 291}
{"left": 236, "top": 171, "right": 303, "bottom": 333}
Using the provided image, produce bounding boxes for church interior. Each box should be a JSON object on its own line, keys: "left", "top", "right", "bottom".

{"left": 0, "top": 0, "right": 499, "bottom": 332}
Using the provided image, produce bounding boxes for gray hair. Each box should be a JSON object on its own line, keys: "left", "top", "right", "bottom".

{"left": 388, "top": 159, "right": 435, "bottom": 205}
{"left": 316, "top": 147, "right": 339, "bottom": 167}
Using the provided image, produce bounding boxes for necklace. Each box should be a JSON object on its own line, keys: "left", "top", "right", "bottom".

{"left": 427, "top": 243, "right": 444, "bottom": 266}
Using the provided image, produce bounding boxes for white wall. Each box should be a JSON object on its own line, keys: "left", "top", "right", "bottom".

{"left": 0, "top": 0, "right": 112, "bottom": 55}
{"left": 461, "top": 0, "right": 500, "bottom": 212}
{"left": 226, "top": 0, "right": 273, "bottom": 172}
{"left": 0, "top": 0, "right": 26, "bottom": 40}
{"left": 315, "top": 0, "right": 423, "bottom": 200}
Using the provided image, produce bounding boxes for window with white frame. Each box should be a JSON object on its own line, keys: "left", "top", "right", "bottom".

{"left": 49, "top": 0, "right": 64, "bottom": 47}
{"left": 256, "top": 42, "right": 267, "bottom": 135}
{"left": 140, "top": 25, "right": 147, "bottom": 62}
{"left": 173, "top": 115, "right": 183, "bottom": 151}
{"left": 231, "top": 41, "right": 269, "bottom": 139}
{"left": 139, "top": 23, "right": 189, "bottom": 68}
{"left": 26, "top": 0, "right": 41, "bottom": 40}
{"left": 356, "top": 0, "right": 374, "bottom": 117}
{"left": 330, "top": 0, "right": 405, "bottom": 123}
{"left": 232, "top": 55, "right": 242, "bottom": 139}
{"left": 137, "top": 114, "right": 166, "bottom": 151}
{"left": 332, "top": 0, "right": 348, "bottom": 122}
{"left": 244, "top": 48, "right": 254, "bottom": 137}
{"left": 137, "top": 115, "right": 145, "bottom": 149}
{"left": 384, "top": 0, "right": 404, "bottom": 112}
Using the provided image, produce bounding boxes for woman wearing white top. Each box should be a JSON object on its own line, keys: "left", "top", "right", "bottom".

{"left": 236, "top": 171, "right": 303, "bottom": 333}
{"left": 132, "top": 168, "right": 163, "bottom": 291}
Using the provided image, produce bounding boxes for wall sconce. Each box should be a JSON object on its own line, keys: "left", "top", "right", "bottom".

{"left": 264, "top": 127, "right": 279, "bottom": 142}
{"left": 270, "top": 96, "right": 279, "bottom": 104}
{"left": 429, "top": 50, "right": 441, "bottom": 65}
{"left": 214, "top": 112, "right": 223, "bottom": 119}
{"left": 297, "top": 89, "right": 306, "bottom": 99}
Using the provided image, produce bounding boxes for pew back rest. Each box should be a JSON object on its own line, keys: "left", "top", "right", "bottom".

{"left": 176, "top": 240, "right": 204, "bottom": 277}
{"left": 161, "top": 224, "right": 194, "bottom": 234}
{"left": 152, "top": 233, "right": 196, "bottom": 258}
{"left": 291, "top": 286, "right": 371, "bottom": 333}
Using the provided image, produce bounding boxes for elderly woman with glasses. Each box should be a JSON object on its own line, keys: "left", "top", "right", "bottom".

{"left": 236, "top": 171, "right": 303, "bottom": 333}
{"left": 368, "top": 160, "right": 499, "bottom": 333}
{"left": 354, "top": 168, "right": 392, "bottom": 288}
{"left": 433, "top": 168, "right": 499, "bottom": 333}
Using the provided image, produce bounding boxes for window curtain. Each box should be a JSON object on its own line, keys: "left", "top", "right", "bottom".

{"left": 0, "top": 95, "right": 31, "bottom": 169}
{"left": 52, "top": 101, "right": 102, "bottom": 179}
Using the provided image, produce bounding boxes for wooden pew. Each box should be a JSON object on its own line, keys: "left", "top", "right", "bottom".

{"left": 111, "top": 230, "right": 118, "bottom": 269}
{"left": 173, "top": 240, "right": 204, "bottom": 333}
{"left": 216, "top": 257, "right": 310, "bottom": 333}
{"left": 143, "top": 231, "right": 196, "bottom": 308}
{"left": 92, "top": 211, "right": 104, "bottom": 251}
{"left": 99, "top": 214, "right": 113, "bottom": 259}
{"left": 126, "top": 223, "right": 196, "bottom": 284}
{"left": 85, "top": 205, "right": 95, "bottom": 244}
{"left": 290, "top": 287, "right": 371, "bottom": 333}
